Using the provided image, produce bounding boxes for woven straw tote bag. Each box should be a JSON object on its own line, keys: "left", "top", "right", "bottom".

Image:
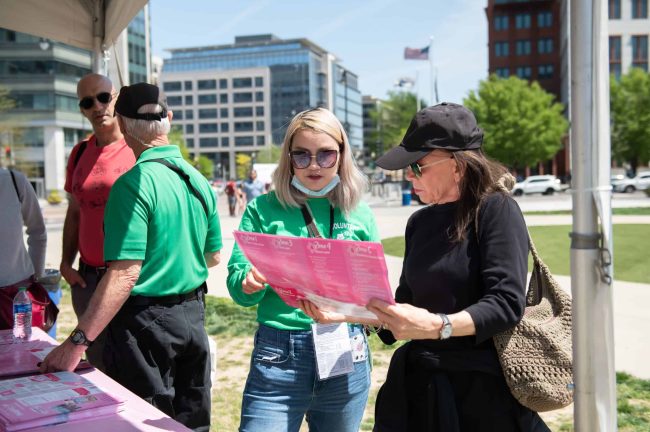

{"left": 493, "top": 234, "right": 574, "bottom": 412}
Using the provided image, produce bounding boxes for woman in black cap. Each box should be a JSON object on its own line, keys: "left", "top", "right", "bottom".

{"left": 366, "top": 103, "right": 549, "bottom": 431}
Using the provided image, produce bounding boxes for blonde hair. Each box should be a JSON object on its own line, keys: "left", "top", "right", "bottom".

{"left": 272, "top": 107, "right": 367, "bottom": 215}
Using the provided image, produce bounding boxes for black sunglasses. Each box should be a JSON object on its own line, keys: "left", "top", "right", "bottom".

{"left": 289, "top": 149, "right": 339, "bottom": 169}
{"left": 408, "top": 156, "right": 453, "bottom": 178}
{"left": 78, "top": 92, "right": 113, "bottom": 109}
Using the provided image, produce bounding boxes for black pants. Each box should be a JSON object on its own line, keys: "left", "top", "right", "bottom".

{"left": 104, "top": 291, "right": 211, "bottom": 432}
{"left": 71, "top": 267, "right": 107, "bottom": 371}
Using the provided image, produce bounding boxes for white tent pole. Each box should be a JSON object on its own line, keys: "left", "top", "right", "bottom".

{"left": 92, "top": 0, "right": 106, "bottom": 74}
{"left": 569, "top": 0, "right": 617, "bottom": 430}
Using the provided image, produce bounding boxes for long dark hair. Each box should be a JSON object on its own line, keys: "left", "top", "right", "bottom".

{"left": 450, "top": 149, "right": 512, "bottom": 242}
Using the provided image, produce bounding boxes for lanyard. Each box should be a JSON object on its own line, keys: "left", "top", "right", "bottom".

{"left": 300, "top": 203, "right": 334, "bottom": 239}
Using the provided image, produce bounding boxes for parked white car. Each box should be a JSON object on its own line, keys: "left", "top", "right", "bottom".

{"left": 611, "top": 171, "right": 650, "bottom": 193}
{"left": 512, "top": 175, "right": 564, "bottom": 196}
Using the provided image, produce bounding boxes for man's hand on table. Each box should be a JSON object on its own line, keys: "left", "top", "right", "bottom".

{"left": 39, "top": 340, "right": 87, "bottom": 373}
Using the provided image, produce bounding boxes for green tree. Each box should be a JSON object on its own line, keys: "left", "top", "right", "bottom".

{"left": 0, "top": 86, "right": 17, "bottom": 167}
{"left": 367, "top": 91, "right": 422, "bottom": 156}
{"left": 255, "top": 145, "right": 283, "bottom": 164}
{"left": 610, "top": 68, "right": 650, "bottom": 174}
{"left": 464, "top": 75, "right": 568, "bottom": 168}
{"left": 168, "top": 125, "right": 214, "bottom": 179}
{"left": 235, "top": 153, "right": 251, "bottom": 179}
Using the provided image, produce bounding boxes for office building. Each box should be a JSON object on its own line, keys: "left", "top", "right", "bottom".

{"left": 161, "top": 34, "right": 363, "bottom": 178}
{"left": 486, "top": 0, "right": 569, "bottom": 179}
{"left": 0, "top": 6, "right": 152, "bottom": 197}
{"left": 608, "top": 0, "right": 650, "bottom": 78}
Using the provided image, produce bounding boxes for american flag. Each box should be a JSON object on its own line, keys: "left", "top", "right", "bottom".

{"left": 404, "top": 46, "right": 429, "bottom": 60}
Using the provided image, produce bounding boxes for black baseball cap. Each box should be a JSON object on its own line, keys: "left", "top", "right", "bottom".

{"left": 375, "top": 102, "right": 483, "bottom": 170}
{"left": 115, "top": 83, "right": 168, "bottom": 121}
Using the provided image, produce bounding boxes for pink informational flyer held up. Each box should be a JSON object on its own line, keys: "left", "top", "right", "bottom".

{"left": 233, "top": 231, "right": 395, "bottom": 320}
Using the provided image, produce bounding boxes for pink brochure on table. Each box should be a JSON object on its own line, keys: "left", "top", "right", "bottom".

{"left": 0, "top": 371, "right": 124, "bottom": 431}
{"left": 233, "top": 231, "right": 395, "bottom": 320}
{"left": 0, "top": 330, "right": 92, "bottom": 378}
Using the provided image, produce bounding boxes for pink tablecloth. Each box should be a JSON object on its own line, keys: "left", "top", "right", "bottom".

{"left": 1, "top": 328, "right": 190, "bottom": 432}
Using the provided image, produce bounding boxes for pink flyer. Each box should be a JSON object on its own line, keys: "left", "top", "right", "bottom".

{"left": 234, "top": 231, "right": 395, "bottom": 320}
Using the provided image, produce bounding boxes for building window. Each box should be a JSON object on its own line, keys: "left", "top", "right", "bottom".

{"left": 235, "top": 136, "right": 254, "bottom": 146}
{"left": 538, "top": 64, "right": 554, "bottom": 79}
{"left": 609, "top": 0, "right": 621, "bottom": 18}
{"left": 167, "top": 96, "right": 182, "bottom": 106}
{"left": 199, "top": 123, "right": 219, "bottom": 133}
{"left": 199, "top": 108, "right": 218, "bottom": 119}
{"left": 184, "top": 95, "right": 193, "bottom": 105}
{"left": 632, "top": 0, "right": 648, "bottom": 18}
{"left": 495, "top": 42, "right": 509, "bottom": 57}
{"left": 233, "top": 77, "right": 252, "bottom": 88}
{"left": 538, "top": 38, "right": 554, "bottom": 54}
{"left": 234, "top": 107, "right": 253, "bottom": 117}
{"left": 515, "top": 40, "right": 532, "bottom": 55}
{"left": 255, "top": 77, "right": 264, "bottom": 87}
{"left": 495, "top": 68, "right": 510, "bottom": 78}
{"left": 221, "top": 137, "right": 229, "bottom": 147}
{"left": 515, "top": 13, "right": 531, "bottom": 29}
{"left": 537, "top": 11, "right": 553, "bottom": 28}
{"left": 256, "top": 135, "right": 265, "bottom": 146}
{"left": 256, "top": 121, "right": 265, "bottom": 131}
{"left": 494, "top": 15, "right": 509, "bottom": 31}
{"left": 219, "top": 78, "right": 228, "bottom": 89}
{"left": 516, "top": 66, "right": 532, "bottom": 79}
{"left": 163, "top": 81, "right": 181, "bottom": 92}
{"left": 632, "top": 35, "right": 649, "bottom": 71}
{"left": 175, "top": 110, "right": 183, "bottom": 120}
{"left": 198, "top": 79, "right": 217, "bottom": 90}
{"left": 255, "top": 106, "right": 264, "bottom": 116}
{"left": 185, "top": 124, "right": 194, "bottom": 134}
{"left": 184, "top": 81, "right": 193, "bottom": 91}
{"left": 198, "top": 94, "right": 217, "bottom": 104}
{"left": 199, "top": 138, "right": 219, "bottom": 147}
{"left": 234, "top": 92, "right": 253, "bottom": 103}
{"left": 234, "top": 121, "right": 254, "bottom": 132}
{"left": 220, "top": 94, "right": 228, "bottom": 103}
{"left": 610, "top": 36, "right": 622, "bottom": 79}
{"left": 255, "top": 92, "right": 264, "bottom": 102}
{"left": 185, "top": 110, "right": 194, "bottom": 120}
{"left": 186, "top": 138, "right": 194, "bottom": 147}
{"left": 221, "top": 122, "right": 229, "bottom": 132}
{"left": 220, "top": 108, "right": 229, "bottom": 118}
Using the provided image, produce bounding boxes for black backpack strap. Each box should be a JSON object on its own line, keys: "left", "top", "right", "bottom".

{"left": 9, "top": 169, "right": 22, "bottom": 203}
{"left": 73, "top": 140, "right": 88, "bottom": 169}
{"left": 141, "top": 158, "right": 209, "bottom": 217}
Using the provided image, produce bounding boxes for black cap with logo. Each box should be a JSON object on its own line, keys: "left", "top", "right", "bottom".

{"left": 115, "top": 83, "right": 168, "bottom": 121}
{"left": 375, "top": 102, "right": 483, "bottom": 170}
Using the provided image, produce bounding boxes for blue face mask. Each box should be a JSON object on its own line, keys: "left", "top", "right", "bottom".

{"left": 291, "top": 174, "right": 340, "bottom": 197}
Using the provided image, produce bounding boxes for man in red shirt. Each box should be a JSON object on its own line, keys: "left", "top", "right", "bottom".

{"left": 60, "top": 74, "right": 135, "bottom": 370}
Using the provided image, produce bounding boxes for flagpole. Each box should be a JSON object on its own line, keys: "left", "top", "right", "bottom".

{"left": 415, "top": 70, "right": 421, "bottom": 111}
{"left": 429, "top": 36, "right": 435, "bottom": 105}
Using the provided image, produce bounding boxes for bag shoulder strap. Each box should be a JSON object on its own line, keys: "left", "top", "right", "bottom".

{"left": 141, "top": 158, "right": 209, "bottom": 217}
{"left": 73, "top": 140, "right": 89, "bottom": 169}
{"left": 9, "top": 169, "right": 21, "bottom": 203}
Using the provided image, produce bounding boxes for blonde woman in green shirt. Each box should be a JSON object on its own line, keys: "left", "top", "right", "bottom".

{"left": 227, "top": 107, "right": 379, "bottom": 432}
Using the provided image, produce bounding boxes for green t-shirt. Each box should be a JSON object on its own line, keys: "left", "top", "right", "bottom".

{"left": 227, "top": 191, "right": 380, "bottom": 330}
{"left": 104, "top": 145, "right": 222, "bottom": 296}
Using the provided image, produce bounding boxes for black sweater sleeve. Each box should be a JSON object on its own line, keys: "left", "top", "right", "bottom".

{"left": 465, "top": 194, "right": 528, "bottom": 344}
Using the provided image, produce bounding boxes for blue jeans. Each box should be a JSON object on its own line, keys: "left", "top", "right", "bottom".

{"left": 240, "top": 323, "right": 371, "bottom": 432}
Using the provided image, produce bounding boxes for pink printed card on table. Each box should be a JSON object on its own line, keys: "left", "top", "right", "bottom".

{"left": 234, "top": 231, "right": 395, "bottom": 320}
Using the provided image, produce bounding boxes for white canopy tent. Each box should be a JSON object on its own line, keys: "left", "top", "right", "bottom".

{"left": 0, "top": 0, "right": 147, "bottom": 73}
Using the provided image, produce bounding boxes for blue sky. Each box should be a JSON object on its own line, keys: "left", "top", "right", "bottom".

{"left": 150, "top": 0, "right": 487, "bottom": 104}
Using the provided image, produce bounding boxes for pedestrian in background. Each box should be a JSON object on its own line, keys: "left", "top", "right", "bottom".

{"left": 0, "top": 167, "right": 48, "bottom": 329}
{"left": 227, "top": 107, "right": 379, "bottom": 432}
{"left": 225, "top": 178, "right": 237, "bottom": 216}
{"left": 242, "top": 169, "right": 265, "bottom": 202}
{"left": 367, "top": 103, "right": 549, "bottom": 431}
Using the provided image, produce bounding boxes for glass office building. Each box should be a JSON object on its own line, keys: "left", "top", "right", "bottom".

{"left": 163, "top": 34, "right": 363, "bottom": 149}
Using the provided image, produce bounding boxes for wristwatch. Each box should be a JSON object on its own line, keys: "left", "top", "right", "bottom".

{"left": 69, "top": 329, "right": 94, "bottom": 347}
{"left": 437, "top": 314, "right": 453, "bottom": 340}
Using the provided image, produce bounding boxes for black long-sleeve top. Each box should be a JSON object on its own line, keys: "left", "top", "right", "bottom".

{"left": 381, "top": 192, "right": 529, "bottom": 353}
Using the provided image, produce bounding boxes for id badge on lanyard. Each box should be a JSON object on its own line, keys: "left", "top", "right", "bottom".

{"left": 311, "top": 322, "right": 354, "bottom": 380}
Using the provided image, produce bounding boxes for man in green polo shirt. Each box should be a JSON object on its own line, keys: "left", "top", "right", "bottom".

{"left": 41, "top": 83, "right": 222, "bottom": 432}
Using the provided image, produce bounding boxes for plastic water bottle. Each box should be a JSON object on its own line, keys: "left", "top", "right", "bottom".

{"left": 13, "top": 287, "right": 32, "bottom": 342}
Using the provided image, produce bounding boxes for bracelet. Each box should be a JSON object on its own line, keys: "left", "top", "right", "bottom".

{"left": 364, "top": 324, "right": 384, "bottom": 334}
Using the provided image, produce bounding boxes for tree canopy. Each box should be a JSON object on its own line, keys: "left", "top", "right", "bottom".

{"left": 168, "top": 125, "right": 214, "bottom": 179}
{"left": 464, "top": 75, "right": 568, "bottom": 168}
{"left": 367, "top": 91, "right": 422, "bottom": 156}
{"left": 610, "top": 68, "right": 650, "bottom": 174}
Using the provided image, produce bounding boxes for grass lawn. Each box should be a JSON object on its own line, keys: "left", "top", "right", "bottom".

{"left": 382, "top": 224, "right": 650, "bottom": 284}
{"left": 51, "top": 289, "right": 650, "bottom": 430}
